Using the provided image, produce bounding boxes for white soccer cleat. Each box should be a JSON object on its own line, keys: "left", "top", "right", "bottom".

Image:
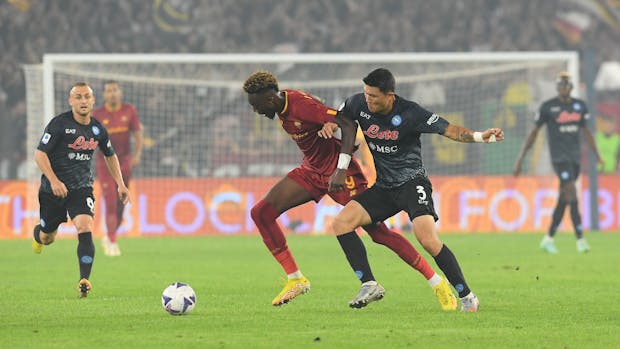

{"left": 576, "top": 239, "right": 590, "bottom": 253}
{"left": 102, "top": 235, "right": 121, "bottom": 256}
{"left": 460, "top": 293, "right": 479, "bottom": 312}
{"left": 349, "top": 281, "right": 385, "bottom": 308}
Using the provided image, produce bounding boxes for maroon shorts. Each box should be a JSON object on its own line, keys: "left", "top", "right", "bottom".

{"left": 286, "top": 158, "right": 368, "bottom": 206}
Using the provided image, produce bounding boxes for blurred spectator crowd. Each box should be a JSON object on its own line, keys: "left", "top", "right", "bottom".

{"left": 1, "top": 0, "right": 619, "bottom": 178}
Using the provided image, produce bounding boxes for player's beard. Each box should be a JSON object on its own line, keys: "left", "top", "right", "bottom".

{"left": 76, "top": 106, "right": 91, "bottom": 118}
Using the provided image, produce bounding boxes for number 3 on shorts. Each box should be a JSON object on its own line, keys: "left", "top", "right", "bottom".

{"left": 86, "top": 197, "right": 95, "bottom": 213}
{"left": 416, "top": 185, "right": 428, "bottom": 204}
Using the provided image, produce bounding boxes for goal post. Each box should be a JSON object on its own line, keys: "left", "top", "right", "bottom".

{"left": 24, "top": 52, "right": 588, "bottom": 236}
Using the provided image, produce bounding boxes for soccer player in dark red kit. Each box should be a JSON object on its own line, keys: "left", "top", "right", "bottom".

{"left": 243, "top": 71, "right": 457, "bottom": 310}
{"left": 326, "top": 68, "right": 505, "bottom": 312}
{"left": 32, "top": 82, "right": 130, "bottom": 297}
{"left": 93, "top": 81, "right": 142, "bottom": 256}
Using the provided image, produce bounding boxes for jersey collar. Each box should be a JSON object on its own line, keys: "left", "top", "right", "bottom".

{"left": 278, "top": 91, "right": 289, "bottom": 116}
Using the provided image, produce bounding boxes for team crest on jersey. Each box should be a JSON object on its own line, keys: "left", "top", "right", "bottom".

{"left": 573, "top": 103, "right": 581, "bottom": 111}
{"left": 102, "top": 119, "right": 109, "bottom": 125}
{"left": 391, "top": 115, "right": 402, "bottom": 127}
{"left": 92, "top": 125, "right": 100, "bottom": 135}
{"left": 122, "top": 115, "right": 128, "bottom": 121}
{"left": 294, "top": 121, "right": 302, "bottom": 129}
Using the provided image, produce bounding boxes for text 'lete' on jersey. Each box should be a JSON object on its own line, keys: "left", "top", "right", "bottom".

{"left": 339, "top": 93, "right": 449, "bottom": 188}
{"left": 37, "top": 111, "right": 115, "bottom": 193}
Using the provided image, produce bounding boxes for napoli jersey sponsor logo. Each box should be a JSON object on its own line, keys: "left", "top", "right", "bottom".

{"left": 391, "top": 115, "right": 402, "bottom": 127}
{"left": 92, "top": 125, "right": 100, "bottom": 135}
{"left": 573, "top": 103, "right": 581, "bottom": 111}
{"left": 426, "top": 113, "right": 439, "bottom": 125}
{"left": 41, "top": 133, "right": 51, "bottom": 144}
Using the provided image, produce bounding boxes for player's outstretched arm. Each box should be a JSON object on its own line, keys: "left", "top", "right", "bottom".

{"left": 34, "top": 150, "right": 68, "bottom": 198}
{"left": 513, "top": 127, "right": 540, "bottom": 177}
{"left": 442, "top": 124, "right": 504, "bottom": 143}
{"left": 104, "top": 154, "right": 130, "bottom": 204}
{"left": 328, "top": 112, "right": 357, "bottom": 192}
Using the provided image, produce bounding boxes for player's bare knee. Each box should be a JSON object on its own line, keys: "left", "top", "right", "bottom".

{"left": 40, "top": 231, "right": 56, "bottom": 245}
{"left": 332, "top": 217, "right": 355, "bottom": 236}
{"left": 74, "top": 219, "right": 93, "bottom": 234}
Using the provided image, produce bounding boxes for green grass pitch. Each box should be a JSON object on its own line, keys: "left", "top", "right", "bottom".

{"left": 1, "top": 233, "right": 619, "bottom": 349}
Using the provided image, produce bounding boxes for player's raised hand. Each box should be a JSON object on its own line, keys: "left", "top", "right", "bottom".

{"left": 482, "top": 128, "right": 504, "bottom": 143}
{"left": 328, "top": 169, "right": 347, "bottom": 192}
{"left": 50, "top": 179, "right": 68, "bottom": 198}
{"left": 318, "top": 122, "right": 339, "bottom": 139}
{"left": 118, "top": 185, "right": 131, "bottom": 204}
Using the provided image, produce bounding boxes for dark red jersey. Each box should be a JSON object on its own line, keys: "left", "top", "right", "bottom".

{"left": 93, "top": 103, "right": 140, "bottom": 168}
{"left": 277, "top": 90, "right": 339, "bottom": 174}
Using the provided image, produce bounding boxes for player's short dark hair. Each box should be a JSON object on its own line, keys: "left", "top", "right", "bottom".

{"left": 243, "top": 71, "right": 279, "bottom": 94}
{"left": 104, "top": 80, "right": 119, "bottom": 87}
{"left": 363, "top": 68, "right": 395, "bottom": 94}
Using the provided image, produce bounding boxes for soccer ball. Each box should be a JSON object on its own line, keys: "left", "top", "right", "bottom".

{"left": 161, "top": 282, "right": 196, "bottom": 315}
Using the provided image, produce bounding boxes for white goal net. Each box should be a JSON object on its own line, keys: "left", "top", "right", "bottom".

{"left": 24, "top": 52, "right": 578, "bottom": 235}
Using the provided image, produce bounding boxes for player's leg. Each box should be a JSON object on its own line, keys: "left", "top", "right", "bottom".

{"left": 67, "top": 188, "right": 96, "bottom": 298}
{"left": 105, "top": 166, "right": 131, "bottom": 256}
{"left": 362, "top": 222, "right": 455, "bottom": 310}
{"left": 564, "top": 164, "right": 589, "bottom": 252}
{"left": 33, "top": 190, "right": 67, "bottom": 253}
{"left": 542, "top": 163, "right": 573, "bottom": 253}
{"left": 331, "top": 184, "right": 397, "bottom": 308}
{"left": 327, "top": 168, "right": 379, "bottom": 286}
{"left": 410, "top": 216, "right": 466, "bottom": 310}
{"left": 363, "top": 223, "right": 435, "bottom": 279}
{"left": 99, "top": 172, "right": 120, "bottom": 256}
{"left": 250, "top": 172, "right": 315, "bottom": 306}
{"left": 400, "top": 177, "right": 474, "bottom": 311}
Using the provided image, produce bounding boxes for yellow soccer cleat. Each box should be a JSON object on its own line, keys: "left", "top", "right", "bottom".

{"left": 272, "top": 276, "right": 310, "bottom": 306}
{"left": 32, "top": 238, "right": 43, "bottom": 254}
{"left": 78, "top": 278, "right": 92, "bottom": 298}
{"left": 432, "top": 278, "right": 457, "bottom": 311}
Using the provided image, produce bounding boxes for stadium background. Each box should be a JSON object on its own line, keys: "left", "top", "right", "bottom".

{"left": 1, "top": 0, "right": 620, "bottom": 238}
